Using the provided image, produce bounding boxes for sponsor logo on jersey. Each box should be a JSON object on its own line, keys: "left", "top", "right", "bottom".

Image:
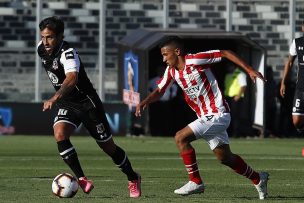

{"left": 65, "top": 51, "right": 75, "bottom": 60}
{"left": 52, "top": 59, "right": 59, "bottom": 70}
{"left": 47, "top": 71, "right": 59, "bottom": 84}
{"left": 299, "top": 46, "right": 304, "bottom": 50}
{"left": 185, "top": 85, "right": 199, "bottom": 99}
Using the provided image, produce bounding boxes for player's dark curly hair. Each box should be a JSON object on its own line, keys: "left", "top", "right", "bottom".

{"left": 39, "top": 16, "right": 64, "bottom": 36}
{"left": 158, "top": 36, "right": 184, "bottom": 53}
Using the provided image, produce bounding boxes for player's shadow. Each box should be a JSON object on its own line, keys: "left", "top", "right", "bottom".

{"left": 239, "top": 196, "right": 304, "bottom": 201}
{"left": 269, "top": 196, "right": 304, "bottom": 200}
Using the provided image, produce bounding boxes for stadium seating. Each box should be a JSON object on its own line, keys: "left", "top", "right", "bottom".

{"left": 0, "top": 0, "right": 302, "bottom": 102}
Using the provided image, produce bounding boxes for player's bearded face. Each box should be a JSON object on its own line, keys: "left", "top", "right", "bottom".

{"left": 40, "top": 28, "right": 62, "bottom": 55}
{"left": 161, "top": 46, "right": 178, "bottom": 67}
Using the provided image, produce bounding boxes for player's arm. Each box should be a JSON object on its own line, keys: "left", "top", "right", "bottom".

{"left": 221, "top": 50, "right": 266, "bottom": 83}
{"left": 135, "top": 88, "right": 164, "bottom": 117}
{"left": 280, "top": 55, "right": 296, "bottom": 98}
{"left": 43, "top": 72, "right": 78, "bottom": 111}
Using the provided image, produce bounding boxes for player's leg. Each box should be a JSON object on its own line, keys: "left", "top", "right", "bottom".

{"left": 291, "top": 90, "right": 304, "bottom": 133}
{"left": 173, "top": 126, "right": 204, "bottom": 195}
{"left": 292, "top": 115, "right": 304, "bottom": 133}
{"left": 83, "top": 102, "right": 141, "bottom": 198}
{"left": 213, "top": 144, "right": 269, "bottom": 199}
{"left": 53, "top": 108, "right": 94, "bottom": 194}
{"left": 97, "top": 139, "right": 141, "bottom": 198}
{"left": 213, "top": 144, "right": 260, "bottom": 184}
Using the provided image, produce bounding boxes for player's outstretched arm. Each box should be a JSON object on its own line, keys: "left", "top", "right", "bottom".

{"left": 280, "top": 55, "right": 296, "bottom": 98}
{"left": 135, "top": 88, "right": 164, "bottom": 117}
{"left": 43, "top": 72, "right": 78, "bottom": 111}
{"left": 221, "top": 50, "right": 266, "bottom": 83}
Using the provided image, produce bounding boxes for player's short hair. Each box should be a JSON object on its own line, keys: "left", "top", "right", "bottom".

{"left": 39, "top": 16, "right": 64, "bottom": 36}
{"left": 159, "top": 36, "right": 184, "bottom": 53}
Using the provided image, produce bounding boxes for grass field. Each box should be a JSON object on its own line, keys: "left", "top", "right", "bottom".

{"left": 0, "top": 135, "right": 304, "bottom": 203}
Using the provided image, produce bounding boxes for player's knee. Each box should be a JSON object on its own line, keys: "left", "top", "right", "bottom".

{"left": 293, "top": 117, "right": 304, "bottom": 129}
{"left": 294, "top": 123, "right": 304, "bottom": 130}
{"left": 54, "top": 131, "right": 66, "bottom": 142}
{"left": 174, "top": 131, "right": 187, "bottom": 147}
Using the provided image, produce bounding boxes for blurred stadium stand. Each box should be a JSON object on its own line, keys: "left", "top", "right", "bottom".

{"left": 0, "top": 0, "right": 303, "bottom": 102}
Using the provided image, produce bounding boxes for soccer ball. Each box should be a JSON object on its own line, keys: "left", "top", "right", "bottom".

{"left": 52, "top": 173, "right": 79, "bottom": 198}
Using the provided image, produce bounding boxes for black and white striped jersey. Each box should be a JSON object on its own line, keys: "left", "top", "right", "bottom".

{"left": 37, "top": 40, "right": 97, "bottom": 102}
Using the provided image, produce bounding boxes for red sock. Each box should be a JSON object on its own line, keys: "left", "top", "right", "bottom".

{"left": 230, "top": 154, "right": 260, "bottom": 185}
{"left": 180, "top": 148, "right": 202, "bottom": 184}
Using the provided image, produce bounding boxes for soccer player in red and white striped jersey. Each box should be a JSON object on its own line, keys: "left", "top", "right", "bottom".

{"left": 135, "top": 36, "right": 269, "bottom": 199}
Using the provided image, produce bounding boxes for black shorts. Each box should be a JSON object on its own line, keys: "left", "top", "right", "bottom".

{"left": 54, "top": 94, "right": 112, "bottom": 142}
{"left": 292, "top": 90, "right": 304, "bottom": 115}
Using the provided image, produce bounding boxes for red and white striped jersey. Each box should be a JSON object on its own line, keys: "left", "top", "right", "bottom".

{"left": 157, "top": 50, "right": 230, "bottom": 118}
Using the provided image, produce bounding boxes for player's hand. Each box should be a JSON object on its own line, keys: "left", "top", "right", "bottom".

{"left": 249, "top": 70, "right": 266, "bottom": 83}
{"left": 135, "top": 103, "right": 146, "bottom": 117}
{"left": 43, "top": 98, "right": 57, "bottom": 111}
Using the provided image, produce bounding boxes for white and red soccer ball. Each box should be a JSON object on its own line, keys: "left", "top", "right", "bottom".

{"left": 52, "top": 173, "right": 79, "bottom": 198}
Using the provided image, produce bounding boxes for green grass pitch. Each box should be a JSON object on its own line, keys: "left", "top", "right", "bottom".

{"left": 0, "top": 135, "right": 304, "bottom": 203}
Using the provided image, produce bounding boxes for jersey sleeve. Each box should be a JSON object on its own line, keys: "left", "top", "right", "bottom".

{"left": 185, "top": 50, "right": 221, "bottom": 66}
{"left": 60, "top": 48, "right": 81, "bottom": 74}
{"left": 289, "top": 39, "right": 297, "bottom": 56}
{"left": 237, "top": 71, "right": 247, "bottom": 87}
{"left": 157, "top": 66, "right": 175, "bottom": 93}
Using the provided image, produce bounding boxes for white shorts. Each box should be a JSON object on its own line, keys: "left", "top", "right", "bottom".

{"left": 188, "top": 113, "right": 231, "bottom": 150}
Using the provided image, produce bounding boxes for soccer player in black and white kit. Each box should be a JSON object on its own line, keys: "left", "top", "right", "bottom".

{"left": 37, "top": 16, "right": 141, "bottom": 198}
{"left": 280, "top": 22, "right": 304, "bottom": 133}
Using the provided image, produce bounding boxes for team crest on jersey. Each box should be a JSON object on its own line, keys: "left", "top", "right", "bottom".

{"left": 96, "top": 123, "right": 105, "bottom": 134}
{"left": 47, "top": 71, "right": 59, "bottom": 84}
{"left": 52, "top": 58, "right": 59, "bottom": 70}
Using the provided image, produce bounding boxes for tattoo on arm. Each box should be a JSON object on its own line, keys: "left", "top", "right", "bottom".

{"left": 54, "top": 73, "right": 78, "bottom": 100}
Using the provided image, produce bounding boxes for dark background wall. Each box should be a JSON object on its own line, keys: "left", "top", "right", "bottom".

{"left": 0, "top": 102, "right": 128, "bottom": 135}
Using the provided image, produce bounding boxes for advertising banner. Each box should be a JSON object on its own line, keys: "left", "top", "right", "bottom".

{"left": 0, "top": 102, "right": 128, "bottom": 136}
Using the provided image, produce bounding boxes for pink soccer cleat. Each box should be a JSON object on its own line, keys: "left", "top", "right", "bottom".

{"left": 128, "top": 174, "right": 141, "bottom": 198}
{"left": 78, "top": 177, "right": 94, "bottom": 194}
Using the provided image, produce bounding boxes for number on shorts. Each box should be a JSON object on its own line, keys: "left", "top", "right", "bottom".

{"left": 295, "top": 99, "right": 301, "bottom": 107}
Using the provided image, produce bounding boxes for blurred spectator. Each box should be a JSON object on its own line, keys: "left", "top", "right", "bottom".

{"left": 224, "top": 64, "right": 247, "bottom": 137}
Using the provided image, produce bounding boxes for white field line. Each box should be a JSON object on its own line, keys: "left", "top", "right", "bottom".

{"left": 0, "top": 156, "right": 303, "bottom": 161}
{"left": 24, "top": 178, "right": 304, "bottom": 188}
{"left": 1, "top": 166, "right": 304, "bottom": 171}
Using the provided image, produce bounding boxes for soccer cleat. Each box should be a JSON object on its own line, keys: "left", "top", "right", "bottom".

{"left": 174, "top": 181, "right": 204, "bottom": 195}
{"left": 254, "top": 172, "right": 269, "bottom": 200}
{"left": 78, "top": 177, "right": 94, "bottom": 194}
{"left": 128, "top": 174, "right": 141, "bottom": 198}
